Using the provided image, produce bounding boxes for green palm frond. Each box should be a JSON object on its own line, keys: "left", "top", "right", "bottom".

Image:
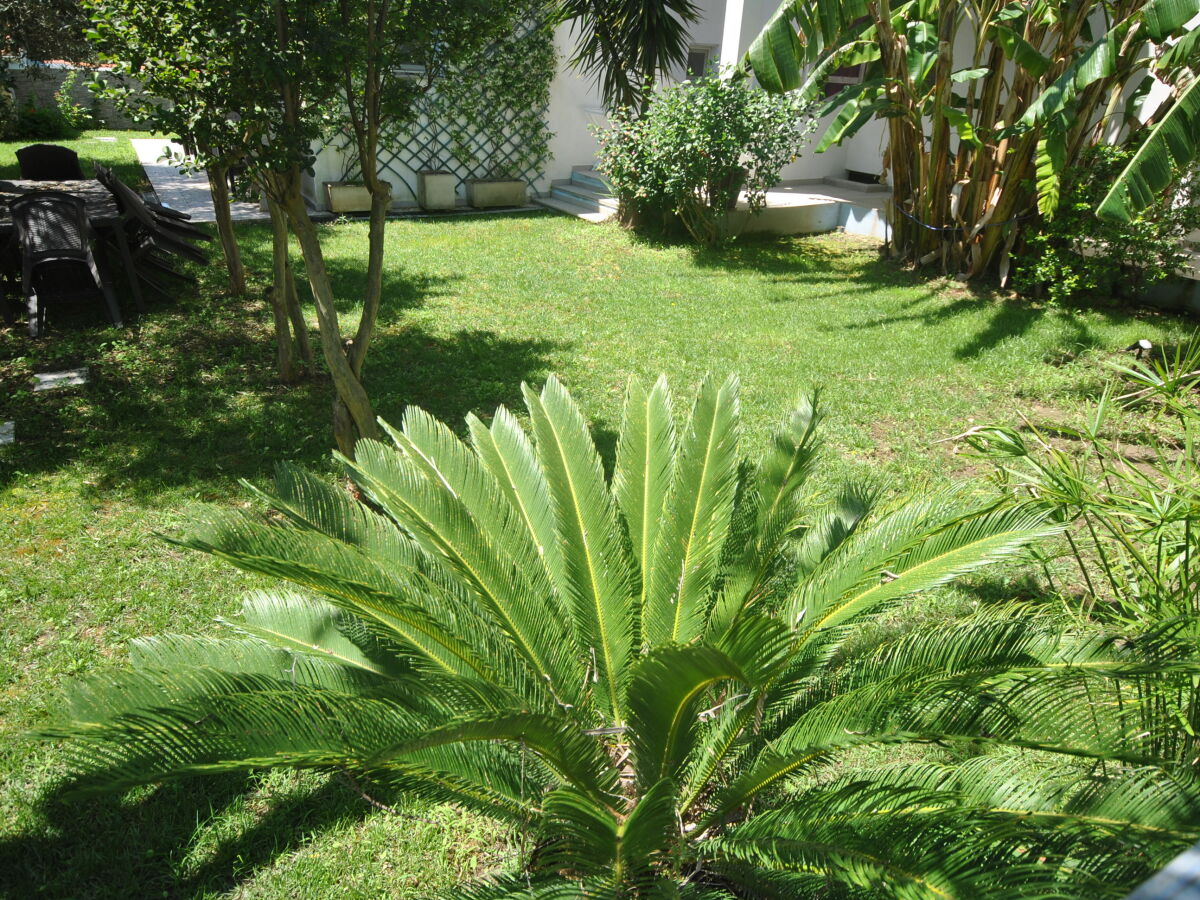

{"left": 613, "top": 375, "right": 677, "bottom": 624}
{"left": 711, "top": 391, "right": 823, "bottom": 633}
{"left": 644, "top": 374, "right": 740, "bottom": 646}
{"left": 627, "top": 645, "right": 747, "bottom": 787}
{"left": 226, "top": 589, "right": 414, "bottom": 679}
{"left": 524, "top": 376, "right": 637, "bottom": 724}
{"left": 792, "top": 502, "right": 1063, "bottom": 637}
{"left": 45, "top": 374, "right": 1196, "bottom": 896}
{"left": 467, "top": 404, "right": 564, "bottom": 578}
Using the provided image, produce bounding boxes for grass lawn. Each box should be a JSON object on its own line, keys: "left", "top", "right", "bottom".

{"left": 1, "top": 208, "right": 1195, "bottom": 897}
{"left": 0, "top": 129, "right": 154, "bottom": 190}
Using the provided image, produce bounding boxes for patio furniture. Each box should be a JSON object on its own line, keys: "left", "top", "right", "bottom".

{"left": 94, "top": 165, "right": 210, "bottom": 307}
{"left": 96, "top": 165, "right": 212, "bottom": 247}
{"left": 9, "top": 190, "right": 122, "bottom": 336}
{"left": 0, "top": 179, "right": 121, "bottom": 226}
{"left": 16, "top": 144, "right": 86, "bottom": 180}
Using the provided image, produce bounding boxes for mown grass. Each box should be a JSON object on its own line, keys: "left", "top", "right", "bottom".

{"left": 0, "top": 129, "right": 153, "bottom": 190}
{"left": 1, "top": 207, "right": 1195, "bottom": 898}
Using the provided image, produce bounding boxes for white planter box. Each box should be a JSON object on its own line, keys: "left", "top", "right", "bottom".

{"left": 324, "top": 181, "right": 390, "bottom": 213}
{"left": 418, "top": 171, "right": 457, "bottom": 210}
{"left": 467, "top": 179, "right": 527, "bottom": 209}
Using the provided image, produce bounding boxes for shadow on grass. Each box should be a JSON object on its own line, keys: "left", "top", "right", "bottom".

{"left": 0, "top": 276, "right": 562, "bottom": 498}
{"left": 0, "top": 772, "right": 372, "bottom": 899}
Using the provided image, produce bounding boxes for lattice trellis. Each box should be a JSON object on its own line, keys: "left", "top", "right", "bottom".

{"left": 334, "top": 13, "right": 554, "bottom": 203}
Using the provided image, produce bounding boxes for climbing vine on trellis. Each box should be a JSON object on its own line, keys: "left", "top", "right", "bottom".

{"left": 335, "top": 5, "right": 555, "bottom": 198}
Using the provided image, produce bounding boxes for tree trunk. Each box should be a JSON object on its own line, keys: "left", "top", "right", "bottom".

{"left": 205, "top": 163, "right": 246, "bottom": 296}
{"left": 350, "top": 159, "right": 390, "bottom": 376}
{"left": 278, "top": 182, "right": 379, "bottom": 457}
{"left": 285, "top": 258, "right": 314, "bottom": 368}
{"left": 267, "top": 196, "right": 300, "bottom": 382}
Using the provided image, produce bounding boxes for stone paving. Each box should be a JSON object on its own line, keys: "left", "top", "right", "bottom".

{"left": 32, "top": 367, "right": 89, "bottom": 392}
{"left": 130, "top": 139, "right": 269, "bottom": 224}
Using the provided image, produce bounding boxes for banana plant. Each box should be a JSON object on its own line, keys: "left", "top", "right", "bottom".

{"left": 1098, "top": 77, "right": 1200, "bottom": 220}
{"left": 748, "top": 0, "right": 1200, "bottom": 280}
{"left": 45, "top": 376, "right": 1200, "bottom": 897}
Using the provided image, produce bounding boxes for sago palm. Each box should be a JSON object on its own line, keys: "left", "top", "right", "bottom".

{"left": 46, "top": 376, "right": 1200, "bottom": 897}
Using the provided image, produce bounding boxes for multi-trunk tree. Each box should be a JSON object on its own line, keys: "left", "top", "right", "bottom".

{"left": 88, "top": 0, "right": 521, "bottom": 454}
{"left": 749, "top": 0, "right": 1200, "bottom": 280}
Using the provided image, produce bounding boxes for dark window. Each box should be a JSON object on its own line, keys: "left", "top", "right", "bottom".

{"left": 823, "top": 63, "right": 866, "bottom": 98}
{"left": 686, "top": 47, "right": 711, "bottom": 77}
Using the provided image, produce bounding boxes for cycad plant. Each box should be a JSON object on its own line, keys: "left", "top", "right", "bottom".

{"left": 48, "top": 376, "right": 1200, "bottom": 897}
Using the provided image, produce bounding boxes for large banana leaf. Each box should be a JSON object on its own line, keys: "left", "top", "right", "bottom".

{"left": 746, "top": 0, "right": 871, "bottom": 93}
{"left": 1098, "top": 77, "right": 1200, "bottom": 221}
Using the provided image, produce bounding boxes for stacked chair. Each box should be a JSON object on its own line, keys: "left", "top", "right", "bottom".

{"left": 9, "top": 190, "right": 122, "bottom": 336}
{"left": 16, "top": 144, "right": 86, "bottom": 180}
{"left": 94, "top": 164, "right": 212, "bottom": 306}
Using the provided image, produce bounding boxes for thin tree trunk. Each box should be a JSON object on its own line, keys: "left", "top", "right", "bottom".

{"left": 350, "top": 152, "right": 389, "bottom": 376}
{"left": 206, "top": 163, "right": 246, "bottom": 296}
{"left": 267, "top": 196, "right": 299, "bottom": 382}
{"left": 279, "top": 182, "right": 379, "bottom": 456}
{"left": 285, "top": 259, "right": 314, "bottom": 367}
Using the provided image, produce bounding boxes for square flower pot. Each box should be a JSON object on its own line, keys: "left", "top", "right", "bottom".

{"left": 418, "top": 171, "right": 458, "bottom": 210}
{"left": 324, "top": 181, "right": 390, "bottom": 213}
{"left": 466, "top": 179, "right": 527, "bottom": 209}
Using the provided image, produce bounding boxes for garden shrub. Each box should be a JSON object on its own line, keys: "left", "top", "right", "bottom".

{"left": 54, "top": 69, "right": 99, "bottom": 131}
{"left": 0, "top": 76, "right": 16, "bottom": 139}
{"left": 10, "top": 101, "right": 74, "bottom": 140}
{"left": 596, "top": 73, "right": 815, "bottom": 245}
{"left": 1016, "top": 143, "right": 1200, "bottom": 303}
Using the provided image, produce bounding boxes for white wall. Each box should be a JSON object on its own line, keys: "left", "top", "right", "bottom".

{"left": 542, "top": 23, "right": 608, "bottom": 188}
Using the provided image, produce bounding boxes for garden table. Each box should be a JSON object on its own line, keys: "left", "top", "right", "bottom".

{"left": 0, "top": 179, "right": 143, "bottom": 319}
{"left": 0, "top": 180, "right": 121, "bottom": 230}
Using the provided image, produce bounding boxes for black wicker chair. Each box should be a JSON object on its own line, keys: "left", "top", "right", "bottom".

{"left": 9, "top": 191, "right": 122, "bottom": 336}
{"left": 16, "top": 144, "right": 85, "bottom": 180}
{"left": 94, "top": 165, "right": 211, "bottom": 305}
{"left": 95, "top": 164, "right": 211, "bottom": 243}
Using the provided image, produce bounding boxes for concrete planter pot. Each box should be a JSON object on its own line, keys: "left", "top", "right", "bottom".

{"left": 466, "top": 179, "right": 527, "bottom": 209}
{"left": 417, "top": 171, "right": 457, "bottom": 211}
{"left": 324, "top": 181, "right": 390, "bottom": 213}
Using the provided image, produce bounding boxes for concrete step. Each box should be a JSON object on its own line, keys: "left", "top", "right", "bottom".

{"left": 552, "top": 181, "right": 619, "bottom": 211}
{"left": 570, "top": 168, "right": 612, "bottom": 193}
{"left": 534, "top": 194, "right": 617, "bottom": 223}
{"left": 822, "top": 175, "right": 889, "bottom": 193}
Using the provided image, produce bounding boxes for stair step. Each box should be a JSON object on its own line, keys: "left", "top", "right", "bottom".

{"left": 822, "top": 175, "right": 889, "bottom": 193}
{"left": 535, "top": 194, "right": 617, "bottom": 223}
{"left": 552, "top": 181, "right": 618, "bottom": 210}
{"left": 570, "top": 168, "right": 612, "bottom": 193}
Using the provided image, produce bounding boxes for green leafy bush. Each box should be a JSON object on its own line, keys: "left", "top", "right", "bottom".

{"left": 596, "top": 74, "right": 815, "bottom": 245}
{"left": 1017, "top": 143, "right": 1200, "bottom": 303}
{"left": 44, "top": 376, "right": 1200, "bottom": 897}
{"left": 54, "top": 69, "right": 99, "bottom": 131}
{"left": 0, "top": 77, "right": 17, "bottom": 139}
{"left": 10, "top": 101, "right": 73, "bottom": 140}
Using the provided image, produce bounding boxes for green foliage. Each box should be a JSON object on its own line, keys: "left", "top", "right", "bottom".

{"left": 54, "top": 69, "right": 97, "bottom": 130}
{"left": 9, "top": 100, "right": 75, "bottom": 140}
{"left": 408, "top": 5, "right": 555, "bottom": 183}
{"left": 965, "top": 349, "right": 1200, "bottom": 764}
{"left": 0, "top": 74, "right": 16, "bottom": 140}
{"left": 596, "top": 74, "right": 815, "bottom": 245}
{"left": 557, "top": 0, "right": 700, "bottom": 112}
{"left": 83, "top": 0, "right": 345, "bottom": 177}
{"left": 747, "top": 0, "right": 1200, "bottom": 278}
{"left": 1017, "top": 144, "right": 1200, "bottom": 303}
{"left": 0, "top": 0, "right": 92, "bottom": 61}
{"left": 42, "top": 374, "right": 1200, "bottom": 897}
